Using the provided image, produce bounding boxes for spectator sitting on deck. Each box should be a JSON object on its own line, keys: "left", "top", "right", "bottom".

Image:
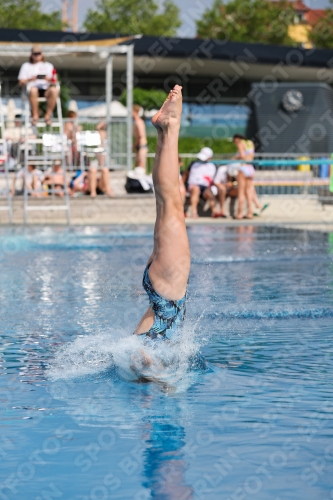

{"left": 43, "top": 160, "right": 66, "bottom": 197}
{"left": 18, "top": 45, "right": 58, "bottom": 126}
{"left": 182, "top": 147, "right": 218, "bottom": 218}
{"left": 87, "top": 160, "right": 114, "bottom": 198}
{"left": 11, "top": 164, "right": 44, "bottom": 197}
{"left": 68, "top": 162, "right": 113, "bottom": 197}
{"left": 69, "top": 169, "right": 86, "bottom": 196}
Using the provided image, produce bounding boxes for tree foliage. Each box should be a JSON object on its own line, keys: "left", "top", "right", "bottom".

{"left": 59, "top": 82, "right": 71, "bottom": 117}
{"left": 309, "top": 1, "right": 333, "bottom": 49}
{"left": 120, "top": 87, "right": 167, "bottom": 110}
{"left": 196, "top": 0, "right": 295, "bottom": 46}
{"left": 84, "top": 0, "right": 181, "bottom": 36}
{"left": 0, "top": 0, "right": 63, "bottom": 30}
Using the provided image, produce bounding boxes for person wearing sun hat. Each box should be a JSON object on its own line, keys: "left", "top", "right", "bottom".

{"left": 182, "top": 147, "right": 218, "bottom": 218}
{"left": 18, "top": 45, "right": 58, "bottom": 126}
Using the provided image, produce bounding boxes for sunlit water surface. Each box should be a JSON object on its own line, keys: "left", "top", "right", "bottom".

{"left": 1, "top": 225, "right": 333, "bottom": 500}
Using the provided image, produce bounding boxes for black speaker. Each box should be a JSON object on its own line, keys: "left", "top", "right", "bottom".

{"left": 125, "top": 175, "right": 153, "bottom": 194}
{"left": 246, "top": 82, "right": 333, "bottom": 153}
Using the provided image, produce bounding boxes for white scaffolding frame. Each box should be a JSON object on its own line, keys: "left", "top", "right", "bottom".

{"left": 0, "top": 80, "right": 13, "bottom": 223}
{"left": 0, "top": 43, "right": 134, "bottom": 170}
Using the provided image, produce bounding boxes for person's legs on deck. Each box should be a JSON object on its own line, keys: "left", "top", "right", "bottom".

{"left": 44, "top": 86, "right": 58, "bottom": 123}
{"left": 203, "top": 187, "right": 218, "bottom": 216}
{"left": 217, "top": 183, "right": 226, "bottom": 214}
{"left": 211, "top": 183, "right": 227, "bottom": 217}
{"left": 252, "top": 184, "right": 261, "bottom": 210}
{"left": 236, "top": 171, "right": 246, "bottom": 219}
{"left": 245, "top": 178, "right": 254, "bottom": 218}
{"left": 134, "top": 85, "right": 190, "bottom": 336}
{"left": 189, "top": 185, "right": 200, "bottom": 218}
{"left": 25, "top": 179, "right": 33, "bottom": 195}
{"left": 88, "top": 166, "right": 98, "bottom": 198}
{"left": 31, "top": 174, "right": 42, "bottom": 198}
{"left": 136, "top": 146, "right": 148, "bottom": 171}
{"left": 97, "top": 152, "right": 106, "bottom": 167}
{"left": 29, "top": 87, "right": 39, "bottom": 123}
{"left": 96, "top": 129, "right": 107, "bottom": 167}
{"left": 251, "top": 184, "right": 269, "bottom": 216}
{"left": 99, "top": 167, "right": 114, "bottom": 196}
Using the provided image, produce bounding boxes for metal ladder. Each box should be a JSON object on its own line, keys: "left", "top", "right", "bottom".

{"left": 0, "top": 82, "right": 13, "bottom": 223}
{"left": 23, "top": 90, "right": 70, "bottom": 224}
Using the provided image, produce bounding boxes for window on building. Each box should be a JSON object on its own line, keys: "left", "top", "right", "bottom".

{"left": 294, "top": 12, "right": 305, "bottom": 23}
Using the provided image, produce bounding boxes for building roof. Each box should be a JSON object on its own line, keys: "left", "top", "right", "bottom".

{"left": 292, "top": 1, "right": 308, "bottom": 13}
{"left": 0, "top": 28, "right": 332, "bottom": 83}
{"left": 128, "top": 34, "right": 333, "bottom": 69}
{"left": 304, "top": 9, "right": 327, "bottom": 26}
{"left": 286, "top": 1, "right": 327, "bottom": 25}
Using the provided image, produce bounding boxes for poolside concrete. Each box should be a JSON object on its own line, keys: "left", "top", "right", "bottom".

{"left": 1, "top": 171, "right": 332, "bottom": 230}
{"left": 1, "top": 195, "right": 332, "bottom": 231}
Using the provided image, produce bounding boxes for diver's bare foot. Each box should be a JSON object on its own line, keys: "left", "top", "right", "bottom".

{"left": 151, "top": 85, "right": 182, "bottom": 132}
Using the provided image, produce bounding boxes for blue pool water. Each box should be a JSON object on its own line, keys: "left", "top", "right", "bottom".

{"left": 0, "top": 225, "right": 333, "bottom": 500}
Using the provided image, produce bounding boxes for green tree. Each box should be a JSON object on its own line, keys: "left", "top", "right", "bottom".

{"left": 196, "top": 0, "right": 295, "bottom": 46}
{"left": 0, "top": 0, "right": 63, "bottom": 30}
{"left": 84, "top": 0, "right": 181, "bottom": 36}
{"left": 120, "top": 87, "right": 167, "bottom": 110}
{"left": 309, "top": 1, "right": 333, "bottom": 49}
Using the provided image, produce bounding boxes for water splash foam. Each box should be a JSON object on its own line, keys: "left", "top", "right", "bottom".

{"left": 47, "top": 325, "right": 208, "bottom": 392}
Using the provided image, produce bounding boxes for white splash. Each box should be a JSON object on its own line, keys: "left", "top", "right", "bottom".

{"left": 47, "top": 325, "right": 207, "bottom": 392}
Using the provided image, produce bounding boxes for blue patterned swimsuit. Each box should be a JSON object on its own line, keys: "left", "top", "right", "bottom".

{"left": 138, "top": 262, "right": 187, "bottom": 340}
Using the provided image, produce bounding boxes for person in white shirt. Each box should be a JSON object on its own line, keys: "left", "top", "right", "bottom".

{"left": 18, "top": 46, "right": 58, "bottom": 126}
{"left": 11, "top": 165, "right": 44, "bottom": 197}
{"left": 182, "top": 147, "right": 218, "bottom": 218}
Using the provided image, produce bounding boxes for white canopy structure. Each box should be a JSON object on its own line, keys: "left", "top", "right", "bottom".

{"left": 78, "top": 100, "right": 127, "bottom": 118}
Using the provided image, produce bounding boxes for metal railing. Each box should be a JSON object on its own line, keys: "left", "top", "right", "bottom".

{"left": 5, "top": 117, "right": 128, "bottom": 171}
{"left": 3, "top": 113, "right": 332, "bottom": 198}
{"left": 66, "top": 118, "right": 127, "bottom": 169}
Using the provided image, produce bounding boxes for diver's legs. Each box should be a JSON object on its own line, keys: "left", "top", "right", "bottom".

{"left": 148, "top": 85, "right": 190, "bottom": 300}
{"left": 134, "top": 85, "right": 190, "bottom": 335}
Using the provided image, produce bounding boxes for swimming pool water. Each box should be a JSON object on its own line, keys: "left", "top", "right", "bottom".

{"left": 0, "top": 225, "right": 333, "bottom": 500}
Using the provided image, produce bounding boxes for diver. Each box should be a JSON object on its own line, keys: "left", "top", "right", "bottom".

{"left": 133, "top": 85, "right": 190, "bottom": 343}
